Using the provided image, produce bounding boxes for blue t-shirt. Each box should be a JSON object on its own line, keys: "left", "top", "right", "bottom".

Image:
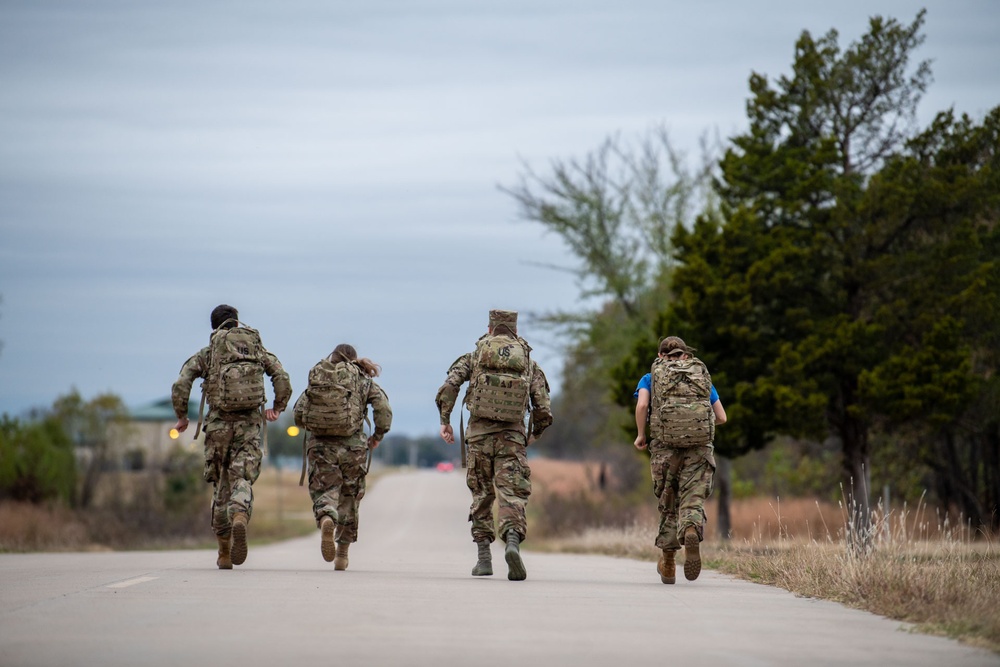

{"left": 634, "top": 373, "right": 719, "bottom": 404}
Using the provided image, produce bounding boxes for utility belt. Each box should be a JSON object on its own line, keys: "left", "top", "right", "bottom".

{"left": 210, "top": 407, "right": 263, "bottom": 423}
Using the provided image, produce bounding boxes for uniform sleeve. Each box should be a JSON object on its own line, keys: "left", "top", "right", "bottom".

{"left": 633, "top": 373, "right": 652, "bottom": 399}
{"left": 262, "top": 351, "right": 292, "bottom": 412}
{"left": 434, "top": 353, "right": 472, "bottom": 425}
{"left": 710, "top": 385, "right": 719, "bottom": 405}
{"left": 171, "top": 348, "right": 208, "bottom": 419}
{"left": 528, "top": 361, "right": 553, "bottom": 438}
{"left": 368, "top": 381, "right": 393, "bottom": 441}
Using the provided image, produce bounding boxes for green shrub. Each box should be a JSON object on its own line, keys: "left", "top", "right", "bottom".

{"left": 0, "top": 415, "right": 76, "bottom": 504}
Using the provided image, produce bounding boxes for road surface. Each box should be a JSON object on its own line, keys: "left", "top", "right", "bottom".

{"left": 1, "top": 469, "right": 996, "bottom": 666}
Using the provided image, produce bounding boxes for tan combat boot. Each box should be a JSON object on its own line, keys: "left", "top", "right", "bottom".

{"left": 657, "top": 549, "right": 675, "bottom": 584}
{"left": 320, "top": 516, "right": 335, "bottom": 563}
{"left": 216, "top": 534, "right": 233, "bottom": 570}
{"left": 334, "top": 542, "right": 350, "bottom": 571}
{"left": 683, "top": 526, "right": 701, "bottom": 581}
{"left": 231, "top": 512, "right": 249, "bottom": 566}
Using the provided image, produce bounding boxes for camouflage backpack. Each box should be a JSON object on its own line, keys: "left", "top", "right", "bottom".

{"left": 649, "top": 356, "right": 714, "bottom": 447}
{"left": 205, "top": 320, "right": 267, "bottom": 412}
{"left": 466, "top": 333, "right": 532, "bottom": 422}
{"left": 297, "top": 359, "right": 370, "bottom": 437}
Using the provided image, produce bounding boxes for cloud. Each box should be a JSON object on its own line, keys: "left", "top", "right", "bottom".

{"left": 1, "top": 0, "right": 998, "bottom": 434}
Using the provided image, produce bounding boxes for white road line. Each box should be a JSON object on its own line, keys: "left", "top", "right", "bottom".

{"left": 106, "top": 576, "right": 158, "bottom": 589}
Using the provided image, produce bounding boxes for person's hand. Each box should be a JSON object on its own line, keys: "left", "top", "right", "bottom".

{"left": 527, "top": 434, "right": 537, "bottom": 446}
{"left": 440, "top": 425, "right": 454, "bottom": 444}
{"left": 265, "top": 409, "right": 281, "bottom": 422}
{"left": 173, "top": 417, "right": 189, "bottom": 433}
{"left": 367, "top": 436, "right": 381, "bottom": 449}
{"left": 633, "top": 434, "right": 647, "bottom": 450}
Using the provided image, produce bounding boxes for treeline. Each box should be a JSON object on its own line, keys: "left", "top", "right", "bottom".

{"left": 516, "top": 11, "right": 1000, "bottom": 533}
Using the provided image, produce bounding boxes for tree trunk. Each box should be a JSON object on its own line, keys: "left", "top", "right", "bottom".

{"left": 987, "top": 425, "right": 1000, "bottom": 533}
{"left": 939, "top": 430, "right": 986, "bottom": 530}
{"left": 716, "top": 455, "right": 732, "bottom": 541}
{"left": 840, "top": 413, "right": 871, "bottom": 549}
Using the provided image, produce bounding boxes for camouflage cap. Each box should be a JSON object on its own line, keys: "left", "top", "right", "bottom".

{"left": 489, "top": 309, "right": 518, "bottom": 330}
{"left": 659, "top": 335, "right": 696, "bottom": 356}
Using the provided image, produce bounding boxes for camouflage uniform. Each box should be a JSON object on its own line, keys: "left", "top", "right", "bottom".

{"left": 297, "top": 380, "right": 392, "bottom": 544}
{"left": 649, "top": 441, "right": 715, "bottom": 549}
{"left": 172, "top": 346, "right": 291, "bottom": 537}
{"left": 435, "top": 316, "right": 552, "bottom": 544}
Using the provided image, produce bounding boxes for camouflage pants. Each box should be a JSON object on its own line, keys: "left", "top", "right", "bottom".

{"left": 307, "top": 433, "right": 368, "bottom": 544}
{"left": 466, "top": 431, "right": 531, "bottom": 544}
{"left": 649, "top": 443, "right": 716, "bottom": 550}
{"left": 204, "top": 415, "right": 263, "bottom": 537}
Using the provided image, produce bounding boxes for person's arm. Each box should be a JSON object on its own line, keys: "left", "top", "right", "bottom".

{"left": 171, "top": 350, "right": 206, "bottom": 432}
{"left": 262, "top": 351, "right": 292, "bottom": 421}
{"left": 527, "top": 362, "right": 553, "bottom": 444}
{"left": 368, "top": 381, "right": 393, "bottom": 448}
{"left": 713, "top": 399, "right": 727, "bottom": 425}
{"left": 435, "top": 353, "right": 472, "bottom": 443}
{"left": 634, "top": 389, "right": 650, "bottom": 450}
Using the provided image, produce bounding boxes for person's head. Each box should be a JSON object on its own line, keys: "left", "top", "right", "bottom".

{"left": 329, "top": 343, "right": 358, "bottom": 363}
{"left": 211, "top": 304, "right": 238, "bottom": 330}
{"left": 329, "top": 343, "right": 381, "bottom": 377}
{"left": 658, "top": 335, "right": 695, "bottom": 361}
{"left": 488, "top": 309, "right": 518, "bottom": 337}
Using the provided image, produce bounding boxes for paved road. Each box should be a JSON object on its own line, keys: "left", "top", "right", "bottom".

{"left": 1, "top": 469, "right": 996, "bottom": 667}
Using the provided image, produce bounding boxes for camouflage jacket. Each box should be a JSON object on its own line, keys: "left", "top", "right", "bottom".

{"left": 172, "top": 345, "right": 292, "bottom": 420}
{"left": 435, "top": 351, "right": 553, "bottom": 442}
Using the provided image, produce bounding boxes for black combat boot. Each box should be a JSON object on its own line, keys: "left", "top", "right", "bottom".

{"left": 471, "top": 540, "right": 493, "bottom": 576}
{"left": 504, "top": 530, "right": 526, "bottom": 581}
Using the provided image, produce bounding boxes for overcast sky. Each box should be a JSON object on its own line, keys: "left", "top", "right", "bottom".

{"left": 1, "top": 1, "right": 998, "bottom": 437}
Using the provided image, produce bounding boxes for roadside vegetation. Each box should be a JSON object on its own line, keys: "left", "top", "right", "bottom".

{"left": 512, "top": 9, "right": 998, "bottom": 654}
{"left": 527, "top": 457, "right": 1000, "bottom": 653}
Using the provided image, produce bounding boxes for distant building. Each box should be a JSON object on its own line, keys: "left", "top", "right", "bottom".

{"left": 122, "top": 397, "right": 202, "bottom": 468}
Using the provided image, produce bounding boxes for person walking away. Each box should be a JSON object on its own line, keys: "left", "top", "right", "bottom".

{"left": 293, "top": 344, "right": 392, "bottom": 570}
{"left": 632, "top": 336, "right": 726, "bottom": 584}
{"left": 435, "top": 309, "right": 553, "bottom": 581}
{"left": 172, "top": 304, "right": 292, "bottom": 569}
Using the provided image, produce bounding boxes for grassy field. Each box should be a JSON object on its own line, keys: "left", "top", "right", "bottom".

{"left": 243, "top": 466, "right": 319, "bottom": 543}
{"left": 527, "top": 458, "right": 1000, "bottom": 653}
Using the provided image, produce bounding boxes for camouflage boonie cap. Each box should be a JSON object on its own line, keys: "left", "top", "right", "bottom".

{"left": 659, "top": 335, "right": 696, "bottom": 355}
{"left": 489, "top": 309, "right": 518, "bottom": 330}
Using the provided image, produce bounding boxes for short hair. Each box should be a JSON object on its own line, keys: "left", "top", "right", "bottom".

{"left": 211, "top": 304, "right": 239, "bottom": 330}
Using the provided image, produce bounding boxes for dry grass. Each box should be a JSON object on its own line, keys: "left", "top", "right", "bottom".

{"left": 0, "top": 501, "right": 96, "bottom": 552}
{"left": 0, "top": 465, "right": 386, "bottom": 551}
{"left": 530, "top": 458, "right": 607, "bottom": 495}
{"left": 248, "top": 466, "right": 320, "bottom": 543}
{"left": 710, "top": 530, "right": 1000, "bottom": 652}
{"left": 527, "top": 458, "right": 1000, "bottom": 653}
